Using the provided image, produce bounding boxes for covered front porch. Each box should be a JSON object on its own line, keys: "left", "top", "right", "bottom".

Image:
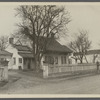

{"left": 23, "top": 58, "right": 35, "bottom": 70}
{"left": 18, "top": 52, "right": 35, "bottom": 70}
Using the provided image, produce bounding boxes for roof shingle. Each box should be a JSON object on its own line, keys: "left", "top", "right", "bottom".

{"left": 74, "top": 49, "right": 100, "bottom": 56}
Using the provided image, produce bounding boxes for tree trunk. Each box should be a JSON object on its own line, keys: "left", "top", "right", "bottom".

{"left": 80, "top": 60, "right": 83, "bottom": 64}
{"left": 84, "top": 55, "right": 88, "bottom": 63}
{"left": 34, "top": 55, "right": 41, "bottom": 73}
{"left": 80, "top": 57, "right": 83, "bottom": 64}
{"left": 80, "top": 55, "right": 83, "bottom": 64}
{"left": 34, "top": 57, "right": 37, "bottom": 71}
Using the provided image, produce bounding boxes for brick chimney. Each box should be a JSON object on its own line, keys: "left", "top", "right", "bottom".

{"left": 9, "top": 38, "right": 14, "bottom": 45}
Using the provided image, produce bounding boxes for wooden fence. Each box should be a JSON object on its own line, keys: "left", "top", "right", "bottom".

{"left": 42, "top": 63, "right": 97, "bottom": 78}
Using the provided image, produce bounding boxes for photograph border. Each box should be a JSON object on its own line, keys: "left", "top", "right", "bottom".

{"left": 0, "top": 1, "right": 99, "bottom": 98}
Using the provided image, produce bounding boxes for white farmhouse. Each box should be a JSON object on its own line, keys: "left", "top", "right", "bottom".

{"left": 6, "top": 38, "right": 34, "bottom": 70}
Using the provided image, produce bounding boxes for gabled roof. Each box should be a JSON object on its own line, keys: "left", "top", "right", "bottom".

{"left": 86, "top": 49, "right": 100, "bottom": 55}
{"left": 36, "top": 36, "right": 72, "bottom": 53}
{"left": 14, "top": 38, "right": 72, "bottom": 54}
{"left": 0, "top": 50, "right": 12, "bottom": 56}
{"left": 46, "top": 38, "right": 72, "bottom": 53}
{"left": 74, "top": 49, "right": 100, "bottom": 56}
{"left": 13, "top": 44, "right": 31, "bottom": 52}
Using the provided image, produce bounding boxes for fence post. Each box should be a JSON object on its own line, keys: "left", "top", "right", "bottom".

{"left": 71, "top": 66, "right": 73, "bottom": 73}
{"left": 59, "top": 66, "right": 61, "bottom": 73}
{"left": 43, "top": 64, "right": 48, "bottom": 78}
{"left": 4, "top": 67, "right": 8, "bottom": 81}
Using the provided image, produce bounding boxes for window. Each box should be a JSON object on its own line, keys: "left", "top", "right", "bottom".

{"left": 13, "top": 57, "right": 16, "bottom": 64}
{"left": 44, "top": 56, "right": 54, "bottom": 64}
{"left": 19, "top": 58, "right": 22, "bottom": 63}
{"left": 61, "top": 56, "right": 63, "bottom": 64}
{"left": 64, "top": 56, "right": 66, "bottom": 64}
{"left": 68, "top": 59, "right": 72, "bottom": 64}
{"left": 50, "top": 57, "right": 54, "bottom": 64}
{"left": 61, "top": 56, "right": 66, "bottom": 64}
{"left": 55, "top": 57, "right": 58, "bottom": 64}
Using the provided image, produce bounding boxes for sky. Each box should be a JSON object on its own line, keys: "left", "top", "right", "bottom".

{"left": 63, "top": 4, "right": 100, "bottom": 50}
{"left": 0, "top": 5, "right": 20, "bottom": 36}
{"left": 0, "top": 3, "right": 100, "bottom": 50}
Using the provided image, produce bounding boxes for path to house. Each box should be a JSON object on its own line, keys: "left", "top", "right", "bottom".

{"left": 1, "top": 70, "right": 100, "bottom": 94}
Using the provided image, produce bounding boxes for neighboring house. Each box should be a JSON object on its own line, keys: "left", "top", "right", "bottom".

{"left": 86, "top": 50, "right": 100, "bottom": 63}
{"left": 6, "top": 38, "right": 34, "bottom": 70}
{"left": 72, "top": 49, "right": 100, "bottom": 64}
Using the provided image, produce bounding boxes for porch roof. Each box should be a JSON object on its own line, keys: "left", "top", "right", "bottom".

{"left": 18, "top": 52, "right": 34, "bottom": 58}
{"left": 0, "top": 50, "right": 12, "bottom": 57}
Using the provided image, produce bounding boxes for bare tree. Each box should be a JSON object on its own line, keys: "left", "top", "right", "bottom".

{"left": 69, "top": 30, "right": 91, "bottom": 64}
{"left": 15, "top": 5, "right": 71, "bottom": 72}
{"left": 93, "top": 54, "right": 98, "bottom": 63}
{"left": 0, "top": 35, "right": 8, "bottom": 50}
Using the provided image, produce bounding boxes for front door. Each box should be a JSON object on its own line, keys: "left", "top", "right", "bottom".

{"left": 28, "top": 59, "right": 31, "bottom": 69}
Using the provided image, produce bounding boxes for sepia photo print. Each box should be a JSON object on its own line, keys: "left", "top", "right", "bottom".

{"left": 0, "top": 2, "right": 99, "bottom": 97}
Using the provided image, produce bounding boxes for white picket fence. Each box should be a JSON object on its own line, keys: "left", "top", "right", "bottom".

{"left": 42, "top": 63, "right": 97, "bottom": 78}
